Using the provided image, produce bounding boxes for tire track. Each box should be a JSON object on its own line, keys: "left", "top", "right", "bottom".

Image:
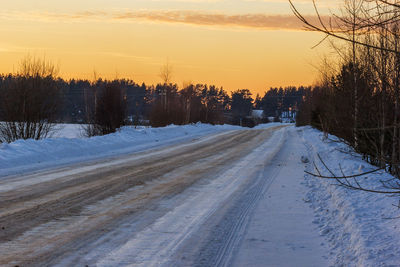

{"left": 93, "top": 127, "right": 287, "bottom": 267}
{"left": 181, "top": 128, "right": 287, "bottom": 267}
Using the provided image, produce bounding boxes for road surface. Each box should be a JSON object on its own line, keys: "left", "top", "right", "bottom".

{"left": 0, "top": 126, "right": 328, "bottom": 266}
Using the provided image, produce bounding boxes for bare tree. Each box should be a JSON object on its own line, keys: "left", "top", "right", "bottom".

{"left": 306, "top": 153, "right": 400, "bottom": 194}
{"left": 0, "top": 56, "right": 62, "bottom": 142}
{"left": 289, "top": 0, "right": 400, "bottom": 53}
{"left": 158, "top": 60, "right": 174, "bottom": 113}
{"left": 18, "top": 55, "right": 59, "bottom": 78}
{"left": 159, "top": 59, "right": 173, "bottom": 85}
{"left": 292, "top": 0, "right": 400, "bottom": 189}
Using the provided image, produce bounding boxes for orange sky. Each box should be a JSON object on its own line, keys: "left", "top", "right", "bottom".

{"left": 0, "top": 0, "right": 335, "bottom": 95}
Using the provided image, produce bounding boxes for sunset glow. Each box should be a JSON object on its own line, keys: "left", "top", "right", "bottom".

{"left": 0, "top": 0, "right": 334, "bottom": 94}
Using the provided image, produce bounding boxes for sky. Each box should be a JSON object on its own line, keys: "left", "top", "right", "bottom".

{"left": 0, "top": 0, "right": 337, "bottom": 94}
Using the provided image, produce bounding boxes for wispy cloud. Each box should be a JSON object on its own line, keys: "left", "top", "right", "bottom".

{"left": 113, "top": 11, "right": 321, "bottom": 30}
{"left": 0, "top": 10, "right": 328, "bottom": 31}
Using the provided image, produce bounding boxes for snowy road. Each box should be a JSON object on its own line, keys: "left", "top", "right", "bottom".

{"left": 0, "top": 126, "right": 328, "bottom": 266}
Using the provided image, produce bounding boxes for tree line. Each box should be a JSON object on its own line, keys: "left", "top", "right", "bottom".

{"left": 0, "top": 56, "right": 308, "bottom": 142}
{"left": 254, "top": 86, "right": 310, "bottom": 118}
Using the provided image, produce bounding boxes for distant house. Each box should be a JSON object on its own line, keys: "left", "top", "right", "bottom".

{"left": 250, "top": 109, "right": 268, "bottom": 124}
{"left": 281, "top": 108, "right": 297, "bottom": 123}
{"left": 251, "top": 109, "right": 264, "bottom": 120}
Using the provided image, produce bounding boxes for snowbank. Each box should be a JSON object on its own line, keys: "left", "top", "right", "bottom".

{"left": 0, "top": 123, "right": 240, "bottom": 177}
{"left": 299, "top": 126, "right": 400, "bottom": 266}
{"left": 0, "top": 123, "right": 283, "bottom": 177}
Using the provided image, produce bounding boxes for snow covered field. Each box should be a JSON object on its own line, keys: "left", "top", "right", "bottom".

{"left": 0, "top": 123, "right": 399, "bottom": 266}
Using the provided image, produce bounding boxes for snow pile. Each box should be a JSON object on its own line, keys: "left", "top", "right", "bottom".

{"left": 0, "top": 123, "right": 246, "bottom": 177}
{"left": 299, "top": 126, "right": 400, "bottom": 266}
{"left": 0, "top": 123, "right": 283, "bottom": 177}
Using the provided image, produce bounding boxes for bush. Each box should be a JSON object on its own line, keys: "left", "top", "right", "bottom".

{"left": 0, "top": 57, "right": 62, "bottom": 143}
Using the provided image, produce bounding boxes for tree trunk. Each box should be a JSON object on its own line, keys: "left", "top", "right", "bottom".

{"left": 393, "top": 31, "right": 400, "bottom": 176}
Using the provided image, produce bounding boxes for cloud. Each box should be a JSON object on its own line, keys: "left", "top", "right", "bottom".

{"left": 0, "top": 10, "right": 329, "bottom": 31}
{"left": 148, "top": 0, "right": 225, "bottom": 2}
{"left": 117, "top": 11, "right": 331, "bottom": 31}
